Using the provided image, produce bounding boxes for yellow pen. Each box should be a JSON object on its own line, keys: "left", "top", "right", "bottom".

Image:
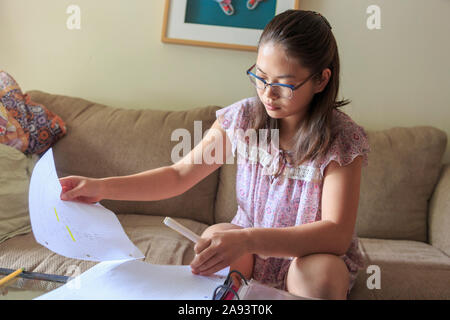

{"left": 0, "top": 268, "right": 24, "bottom": 288}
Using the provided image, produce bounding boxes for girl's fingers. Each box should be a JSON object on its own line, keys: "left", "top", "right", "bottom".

{"left": 194, "top": 238, "right": 212, "bottom": 254}
{"left": 199, "top": 260, "right": 229, "bottom": 276}
{"left": 191, "top": 246, "right": 216, "bottom": 270}
{"left": 59, "top": 177, "right": 75, "bottom": 188}
{"left": 197, "top": 254, "right": 223, "bottom": 273}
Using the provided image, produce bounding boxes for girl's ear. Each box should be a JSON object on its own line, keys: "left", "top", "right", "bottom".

{"left": 314, "top": 68, "right": 331, "bottom": 94}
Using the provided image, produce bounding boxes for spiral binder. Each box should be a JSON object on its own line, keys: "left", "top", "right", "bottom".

{"left": 212, "top": 270, "right": 247, "bottom": 300}
{"left": 212, "top": 269, "right": 313, "bottom": 300}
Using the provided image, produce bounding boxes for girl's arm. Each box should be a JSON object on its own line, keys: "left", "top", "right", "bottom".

{"left": 246, "top": 155, "right": 363, "bottom": 258}
{"left": 61, "top": 119, "right": 231, "bottom": 203}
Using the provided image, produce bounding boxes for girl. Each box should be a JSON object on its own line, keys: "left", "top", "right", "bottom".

{"left": 60, "top": 10, "right": 370, "bottom": 300}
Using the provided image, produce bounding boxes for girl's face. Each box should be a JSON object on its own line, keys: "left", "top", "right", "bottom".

{"left": 255, "top": 42, "right": 330, "bottom": 130}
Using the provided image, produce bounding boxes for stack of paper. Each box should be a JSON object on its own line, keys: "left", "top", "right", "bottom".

{"left": 29, "top": 148, "right": 227, "bottom": 300}
{"left": 37, "top": 260, "right": 228, "bottom": 300}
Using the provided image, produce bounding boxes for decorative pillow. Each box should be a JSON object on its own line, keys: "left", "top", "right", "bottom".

{"left": 0, "top": 144, "right": 39, "bottom": 244}
{"left": 0, "top": 70, "right": 67, "bottom": 155}
{"left": 0, "top": 101, "right": 29, "bottom": 152}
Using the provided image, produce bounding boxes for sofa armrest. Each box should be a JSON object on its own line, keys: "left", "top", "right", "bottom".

{"left": 428, "top": 163, "right": 450, "bottom": 256}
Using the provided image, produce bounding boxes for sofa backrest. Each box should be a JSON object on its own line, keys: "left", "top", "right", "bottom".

{"left": 27, "top": 90, "right": 220, "bottom": 226}
{"left": 215, "top": 126, "right": 448, "bottom": 242}
{"left": 356, "top": 127, "right": 447, "bottom": 241}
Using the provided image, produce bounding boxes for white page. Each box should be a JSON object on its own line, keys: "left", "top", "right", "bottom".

{"left": 28, "top": 148, "right": 144, "bottom": 262}
{"left": 36, "top": 260, "right": 229, "bottom": 300}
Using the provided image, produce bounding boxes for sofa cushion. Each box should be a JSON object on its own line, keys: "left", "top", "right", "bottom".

{"left": 0, "top": 144, "right": 39, "bottom": 244}
{"left": 26, "top": 90, "right": 220, "bottom": 225}
{"left": 356, "top": 127, "right": 447, "bottom": 241}
{"left": 349, "top": 238, "right": 450, "bottom": 299}
{"left": 215, "top": 162, "right": 238, "bottom": 224}
{"left": 429, "top": 164, "right": 450, "bottom": 257}
{"left": 0, "top": 214, "right": 209, "bottom": 291}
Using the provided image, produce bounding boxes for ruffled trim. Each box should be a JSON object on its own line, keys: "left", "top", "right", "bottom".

{"left": 231, "top": 205, "right": 253, "bottom": 228}
{"left": 319, "top": 111, "right": 370, "bottom": 178}
{"left": 215, "top": 97, "right": 257, "bottom": 158}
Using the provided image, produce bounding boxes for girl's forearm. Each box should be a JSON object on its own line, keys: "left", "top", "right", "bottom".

{"left": 244, "top": 220, "right": 351, "bottom": 259}
{"left": 99, "top": 166, "right": 184, "bottom": 201}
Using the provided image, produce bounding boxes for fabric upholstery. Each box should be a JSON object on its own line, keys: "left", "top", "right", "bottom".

{"left": 0, "top": 144, "right": 38, "bottom": 243}
{"left": 356, "top": 127, "right": 447, "bottom": 241}
{"left": 429, "top": 164, "right": 450, "bottom": 256}
{"left": 0, "top": 214, "right": 209, "bottom": 291}
{"left": 349, "top": 238, "right": 450, "bottom": 299}
{"left": 27, "top": 90, "right": 220, "bottom": 226}
{"left": 214, "top": 162, "right": 238, "bottom": 224}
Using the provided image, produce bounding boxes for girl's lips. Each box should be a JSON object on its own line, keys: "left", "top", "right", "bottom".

{"left": 265, "top": 103, "right": 280, "bottom": 110}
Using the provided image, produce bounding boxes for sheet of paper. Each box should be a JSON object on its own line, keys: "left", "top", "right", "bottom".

{"left": 28, "top": 148, "right": 144, "bottom": 262}
{"left": 36, "top": 260, "right": 229, "bottom": 300}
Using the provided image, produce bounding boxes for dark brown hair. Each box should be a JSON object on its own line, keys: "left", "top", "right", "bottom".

{"left": 251, "top": 10, "right": 350, "bottom": 166}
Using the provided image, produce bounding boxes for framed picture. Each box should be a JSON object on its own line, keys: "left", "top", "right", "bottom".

{"left": 162, "top": 0, "right": 301, "bottom": 52}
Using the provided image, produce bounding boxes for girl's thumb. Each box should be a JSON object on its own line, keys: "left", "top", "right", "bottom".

{"left": 61, "top": 187, "right": 80, "bottom": 201}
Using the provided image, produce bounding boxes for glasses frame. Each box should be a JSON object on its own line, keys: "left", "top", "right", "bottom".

{"left": 246, "top": 64, "right": 318, "bottom": 99}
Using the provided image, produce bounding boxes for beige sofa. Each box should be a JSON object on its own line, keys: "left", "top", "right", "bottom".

{"left": 1, "top": 90, "right": 449, "bottom": 299}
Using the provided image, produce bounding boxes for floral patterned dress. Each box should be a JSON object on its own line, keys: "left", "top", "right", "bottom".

{"left": 215, "top": 97, "right": 370, "bottom": 295}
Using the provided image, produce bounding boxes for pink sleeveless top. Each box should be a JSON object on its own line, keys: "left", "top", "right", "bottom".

{"left": 216, "top": 97, "right": 370, "bottom": 291}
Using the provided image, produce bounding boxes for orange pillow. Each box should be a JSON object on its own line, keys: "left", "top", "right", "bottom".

{"left": 0, "top": 71, "right": 67, "bottom": 155}
{"left": 0, "top": 101, "right": 28, "bottom": 152}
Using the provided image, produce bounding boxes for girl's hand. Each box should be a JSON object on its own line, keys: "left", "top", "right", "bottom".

{"left": 59, "top": 176, "right": 104, "bottom": 204}
{"left": 190, "top": 229, "right": 250, "bottom": 276}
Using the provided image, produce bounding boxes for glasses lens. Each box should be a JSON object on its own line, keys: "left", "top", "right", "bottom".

{"left": 248, "top": 74, "right": 265, "bottom": 90}
{"left": 271, "top": 85, "right": 292, "bottom": 99}
{"left": 248, "top": 71, "right": 293, "bottom": 99}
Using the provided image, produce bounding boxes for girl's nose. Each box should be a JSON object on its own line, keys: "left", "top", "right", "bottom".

{"left": 263, "top": 85, "right": 279, "bottom": 100}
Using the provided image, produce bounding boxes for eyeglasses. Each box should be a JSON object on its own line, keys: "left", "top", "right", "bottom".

{"left": 246, "top": 64, "right": 318, "bottom": 99}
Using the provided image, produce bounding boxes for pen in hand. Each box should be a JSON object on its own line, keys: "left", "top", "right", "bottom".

{"left": 163, "top": 217, "right": 200, "bottom": 243}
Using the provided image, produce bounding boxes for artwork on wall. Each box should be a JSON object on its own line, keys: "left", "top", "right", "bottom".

{"left": 162, "top": 0, "right": 301, "bottom": 51}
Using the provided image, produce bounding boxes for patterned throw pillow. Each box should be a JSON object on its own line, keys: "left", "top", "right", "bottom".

{"left": 0, "top": 101, "right": 28, "bottom": 152}
{"left": 0, "top": 70, "right": 67, "bottom": 155}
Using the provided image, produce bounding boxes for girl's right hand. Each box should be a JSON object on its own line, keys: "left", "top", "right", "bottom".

{"left": 59, "top": 176, "right": 104, "bottom": 204}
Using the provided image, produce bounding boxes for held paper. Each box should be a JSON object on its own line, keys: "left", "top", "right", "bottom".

{"left": 28, "top": 148, "right": 144, "bottom": 262}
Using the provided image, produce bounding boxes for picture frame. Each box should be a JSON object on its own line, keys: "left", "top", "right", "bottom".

{"left": 161, "top": 0, "right": 301, "bottom": 52}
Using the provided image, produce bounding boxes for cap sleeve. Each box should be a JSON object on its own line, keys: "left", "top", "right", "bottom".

{"left": 215, "top": 97, "right": 257, "bottom": 157}
{"left": 319, "top": 112, "right": 370, "bottom": 178}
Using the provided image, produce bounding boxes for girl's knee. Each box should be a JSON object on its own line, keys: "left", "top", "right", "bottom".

{"left": 286, "top": 254, "right": 349, "bottom": 299}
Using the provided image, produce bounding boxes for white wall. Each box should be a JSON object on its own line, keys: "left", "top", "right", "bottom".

{"left": 1, "top": 0, "right": 449, "bottom": 162}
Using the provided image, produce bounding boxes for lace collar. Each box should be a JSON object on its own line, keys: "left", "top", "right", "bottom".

{"left": 235, "top": 138, "right": 321, "bottom": 183}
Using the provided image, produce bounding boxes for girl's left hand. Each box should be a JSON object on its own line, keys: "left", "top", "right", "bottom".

{"left": 190, "top": 229, "right": 250, "bottom": 276}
